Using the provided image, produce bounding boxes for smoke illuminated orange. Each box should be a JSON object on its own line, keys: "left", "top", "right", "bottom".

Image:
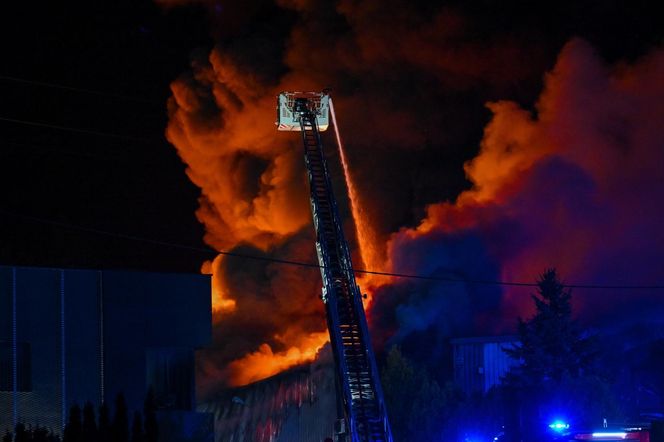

{"left": 380, "top": 39, "right": 664, "bottom": 330}
{"left": 163, "top": 0, "right": 664, "bottom": 392}
{"left": 330, "top": 98, "right": 390, "bottom": 306}
{"left": 201, "top": 255, "right": 236, "bottom": 315}
{"left": 225, "top": 332, "right": 329, "bottom": 386}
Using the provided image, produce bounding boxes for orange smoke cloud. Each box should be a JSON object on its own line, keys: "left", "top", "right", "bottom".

{"left": 225, "top": 331, "right": 329, "bottom": 386}
{"left": 375, "top": 39, "right": 664, "bottom": 340}
{"left": 167, "top": 73, "right": 311, "bottom": 253}
{"left": 166, "top": 48, "right": 329, "bottom": 387}
{"left": 201, "top": 255, "right": 236, "bottom": 314}
{"left": 164, "top": 0, "right": 565, "bottom": 391}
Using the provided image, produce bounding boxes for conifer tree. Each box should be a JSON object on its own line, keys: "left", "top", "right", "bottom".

{"left": 63, "top": 405, "right": 82, "bottom": 442}
{"left": 381, "top": 346, "right": 454, "bottom": 441}
{"left": 33, "top": 426, "right": 49, "bottom": 442}
{"left": 98, "top": 403, "right": 111, "bottom": 442}
{"left": 502, "top": 269, "right": 617, "bottom": 440}
{"left": 130, "top": 412, "right": 143, "bottom": 442}
{"left": 111, "top": 395, "right": 129, "bottom": 442}
{"left": 505, "top": 269, "right": 597, "bottom": 385}
{"left": 143, "top": 389, "right": 158, "bottom": 442}
{"left": 82, "top": 402, "right": 97, "bottom": 442}
{"left": 13, "top": 423, "right": 26, "bottom": 442}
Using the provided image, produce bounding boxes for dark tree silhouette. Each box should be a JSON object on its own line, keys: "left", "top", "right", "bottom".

{"left": 32, "top": 426, "right": 49, "bottom": 442}
{"left": 111, "top": 395, "right": 129, "bottom": 442}
{"left": 98, "top": 403, "right": 111, "bottom": 442}
{"left": 13, "top": 424, "right": 26, "bottom": 442}
{"left": 381, "top": 346, "right": 455, "bottom": 441}
{"left": 63, "top": 404, "right": 82, "bottom": 442}
{"left": 143, "top": 388, "right": 158, "bottom": 442}
{"left": 82, "top": 402, "right": 97, "bottom": 442}
{"left": 3, "top": 425, "right": 62, "bottom": 442}
{"left": 503, "top": 269, "right": 619, "bottom": 441}
{"left": 130, "top": 412, "right": 143, "bottom": 442}
{"left": 505, "top": 269, "right": 597, "bottom": 385}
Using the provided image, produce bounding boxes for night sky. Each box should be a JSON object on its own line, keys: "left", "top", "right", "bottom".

{"left": 2, "top": 1, "right": 664, "bottom": 393}
{"left": 1, "top": 1, "right": 661, "bottom": 271}
{"left": 0, "top": 1, "right": 212, "bottom": 272}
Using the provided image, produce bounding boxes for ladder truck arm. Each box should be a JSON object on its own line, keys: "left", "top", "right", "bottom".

{"left": 276, "top": 92, "right": 393, "bottom": 442}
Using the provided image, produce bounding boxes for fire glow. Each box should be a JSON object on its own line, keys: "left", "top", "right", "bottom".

{"left": 330, "top": 97, "right": 390, "bottom": 306}
{"left": 225, "top": 332, "right": 329, "bottom": 386}
{"left": 165, "top": 0, "right": 664, "bottom": 391}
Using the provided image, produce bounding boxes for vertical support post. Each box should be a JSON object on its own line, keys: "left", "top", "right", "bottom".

{"left": 98, "top": 271, "right": 105, "bottom": 405}
{"left": 11, "top": 267, "right": 18, "bottom": 429}
{"left": 60, "top": 270, "right": 66, "bottom": 431}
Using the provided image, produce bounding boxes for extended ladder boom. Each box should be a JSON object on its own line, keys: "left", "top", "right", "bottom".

{"left": 278, "top": 93, "right": 392, "bottom": 442}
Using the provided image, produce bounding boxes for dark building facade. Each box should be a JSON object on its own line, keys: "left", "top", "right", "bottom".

{"left": 0, "top": 265, "right": 211, "bottom": 439}
{"left": 451, "top": 336, "right": 519, "bottom": 397}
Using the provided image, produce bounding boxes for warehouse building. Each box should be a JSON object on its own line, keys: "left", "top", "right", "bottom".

{"left": 451, "top": 335, "right": 519, "bottom": 397}
{"left": 0, "top": 265, "right": 211, "bottom": 440}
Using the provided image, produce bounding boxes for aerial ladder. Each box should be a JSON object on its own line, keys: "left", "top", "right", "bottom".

{"left": 276, "top": 91, "right": 393, "bottom": 442}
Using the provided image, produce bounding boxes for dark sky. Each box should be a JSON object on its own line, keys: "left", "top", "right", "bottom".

{"left": 0, "top": 1, "right": 214, "bottom": 271}
{"left": 1, "top": 0, "right": 662, "bottom": 273}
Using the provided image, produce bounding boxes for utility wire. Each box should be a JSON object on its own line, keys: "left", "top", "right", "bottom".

{"left": 0, "top": 115, "right": 156, "bottom": 143}
{"left": 0, "top": 74, "right": 160, "bottom": 105}
{"left": 1, "top": 79, "right": 659, "bottom": 290}
{"left": 2, "top": 208, "right": 664, "bottom": 290}
{"left": 2, "top": 140, "right": 162, "bottom": 165}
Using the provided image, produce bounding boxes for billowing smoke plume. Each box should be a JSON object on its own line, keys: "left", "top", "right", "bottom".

{"left": 165, "top": 0, "right": 540, "bottom": 393}
{"left": 370, "top": 39, "right": 664, "bottom": 364}
{"left": 164, "top": 0, "right": 664, "bottom": 392}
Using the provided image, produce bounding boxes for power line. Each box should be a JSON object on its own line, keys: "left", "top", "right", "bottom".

{"left": 0, "top": 74, "right": 160, "bottom": 105}
{"left": 2, "top": 140, "right": 158, "bottom": 165}
{"left": 2, "top": 208, "right": 664, "bottom": 291}
{"left": 0, "top": 115, "right": 156, "bottom": 143}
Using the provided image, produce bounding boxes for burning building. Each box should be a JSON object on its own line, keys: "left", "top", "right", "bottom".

{"left": 199, "top": 346, "right": 337, "bottom": 442}
{"left": 159, "top": 2, "right": 664, "bottom": 437}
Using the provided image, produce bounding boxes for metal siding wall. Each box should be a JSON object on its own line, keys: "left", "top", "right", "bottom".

{"left": 0, "top": 266, "right": 211, "bottom": 434}
{"left": 98, "top": 271, "right": 105, "bottom": 403}
{"left": 143, "top": 272, "right": 212, "bottom": 348}
{"left": 0, "top": 267, "right": 14, "bottom": 433}
{"left": 463, "top": 345, "right": 472, "bottom": 395}
{"left": 15, "top": 267, "right": 62, "bottom": 433}
{"left": 453, "top": 338, "right": 519, "bottom": 397}
{"left": 456, "top": 343, "right": 485, "bottom": 396}
{"left": 483, "top": 342, "right": 518, "bottom": 393}
{"left": 473, "top": 343, "right": 484, "bottom": 394}
{"left": 60, "top": 271, "right": 66, "bottom": 430}
{"left": 102, "top": 271, "right": 148, "bottom": 414}
{"left": 102, "top": 270, "right": 210, "bottom": 414}
{"left": 64, "top": 270, "right": 101, "bottom": 410}
{"left": 483, "top": 344, "right": 498, "bottom": 392}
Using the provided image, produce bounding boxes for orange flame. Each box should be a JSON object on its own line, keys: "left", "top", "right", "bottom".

{"left": 165, "top": 1, "right": 550, "bottom": 388}
{"left": 225, "top": 331, "right": 329, "bottom": 386}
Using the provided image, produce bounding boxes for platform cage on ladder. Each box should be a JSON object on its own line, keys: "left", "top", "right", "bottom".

{"left": 276, "top": 91, "right": 330, "bottom": 131}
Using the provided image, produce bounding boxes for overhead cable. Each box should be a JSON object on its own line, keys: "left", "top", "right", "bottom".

{"left": 2, "top": 208, "right": 664, "bottom": 291}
